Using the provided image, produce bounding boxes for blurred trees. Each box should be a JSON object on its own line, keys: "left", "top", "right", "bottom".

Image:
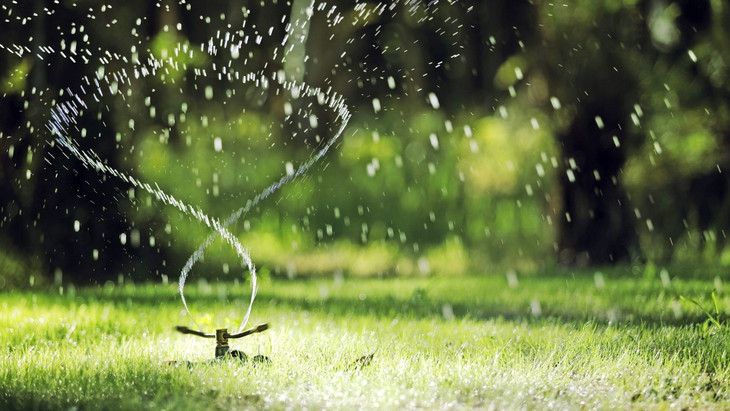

{"left": 532, "top": 3, "right": 646, "bottom": 265}
{"left": 1, "top": 0, "right": 730, "bottom": 286}
{"left": 626, "top": 0, "right": 730, "bottom": 263}
{"left": 0, "top": 0, "right": 148, "bottom": 285}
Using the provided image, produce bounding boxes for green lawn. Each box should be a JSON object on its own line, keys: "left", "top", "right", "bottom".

{"left": 2, "top": 266, "right": 729, "bottom": 409}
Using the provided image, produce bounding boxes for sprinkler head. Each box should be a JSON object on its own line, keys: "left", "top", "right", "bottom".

{"left": 215, "top": 328, "right": 230, "bottom": 358}
{"left": 175, "top": 323, "right": 270, "bottom": 360}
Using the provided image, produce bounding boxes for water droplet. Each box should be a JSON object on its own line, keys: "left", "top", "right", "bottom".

{"left": 613, "top": 135, "right": 621, "bottom": 148}
{"left": 506, "top": 270, "right": 519, "bottom": 288}
{"left": 536, "top": 164, "right": 545, "bottom": 177}
{"left": 594, "top": 116, "right": 604, "bottom": 129}
{"left": 213, "top": 137, "right": 222, "bottom": 152}
{"left": 130, "top": 229, "right": 140, "bottom": 247}
{"left": 428, "top": 92, "right": 440, "bottom": 110}
{"left": 442, "top": 304, "right": 454, "bottom": 320}
{"left": 373, "top": 97, "right": 381, "bottom": 113}
{"left": 646, "top": 219, "right": 654, "bottom": 231}
{"left": 366, "top": 163, "right": 376, "bottom": 177}
{"left": 464, "top": 125, "right": 472, "bottom": 138}
{"left": 550, "top": 96, "right": 561, "bottom": 110}
{"left": 387, "top": 76, "right": 396, "bottom": 90}
{"left": 514, "top": 67, "right": 523, "bottom": 80}
{"left": 429, "top": 133, "right": 440, "bottom": 150}
{"left": 394, "top": 155, "right": 403, "bottom": 168}
{"left": 530, "top": 299, "right": 542, "bottom": 316}
{"left": 634, "top": 104, "right": 643, "bottom": 117}
{"left": 594, "top": 272, "right": 605, "bottom": 289}
{"left": 499, "top": 106, "right": 508, "bottom": 118}
{"left": 631, "top": 113, "right": 640, "bottom": 126}
{"left": 444, "top": 120, "right": 453, "bottom": 133}
{"left": 688, "top": 49, "right": 697, "bottom": 63}
{"left": 660, "top": 269, "right": 671, "bottom": 288}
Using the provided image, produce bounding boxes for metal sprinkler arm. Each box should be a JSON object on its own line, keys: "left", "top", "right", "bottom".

{"left": 175, "top": 326, "right": 215, "bottom": 338}
{"left": 226, "top": 323, "right": 269, "bottom": 339}
{"left": 176, "top": 323, "right": 269, "bottom": 340}
{"left": 175, "top": 323, "right": 270, "bottom": 359}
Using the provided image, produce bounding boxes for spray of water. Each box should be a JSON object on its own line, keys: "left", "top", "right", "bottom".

{"left": 46, "top": 48, "right": 350, "bottom": 331}
{"left": 2, "top": 0, "right": 456, "bottom": 332}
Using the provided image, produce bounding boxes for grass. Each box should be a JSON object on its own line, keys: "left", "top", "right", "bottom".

{"left": 2, "top": 266, "right": 730, "bottom": 410}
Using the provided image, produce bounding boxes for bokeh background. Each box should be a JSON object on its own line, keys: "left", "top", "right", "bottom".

{"left": 1, "top": 0, "right": 729, "bottom": 288}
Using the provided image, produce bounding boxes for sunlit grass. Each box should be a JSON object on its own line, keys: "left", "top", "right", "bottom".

{"left": 2, "top": 268, "right": 730, "bottom": 409}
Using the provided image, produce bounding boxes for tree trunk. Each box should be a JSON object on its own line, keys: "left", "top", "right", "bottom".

{"left": 556, "top": 105, "right": 641, "bottom": 265}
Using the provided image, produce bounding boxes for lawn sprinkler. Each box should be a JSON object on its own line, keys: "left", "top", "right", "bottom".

{"left": 175, "top": 323, "right": 271, "bottom": 364}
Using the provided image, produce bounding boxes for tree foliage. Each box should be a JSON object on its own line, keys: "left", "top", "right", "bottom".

{"left": 1, "top": 0, "right": 729, "bottom": 284}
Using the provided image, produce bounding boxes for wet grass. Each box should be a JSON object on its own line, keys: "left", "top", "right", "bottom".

{"left": 2, "top": 266, "right": 730, "bottom": 410}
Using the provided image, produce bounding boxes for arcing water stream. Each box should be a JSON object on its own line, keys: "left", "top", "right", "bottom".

{"left": 1, "top": 0, "right": 459, "bottom": 331}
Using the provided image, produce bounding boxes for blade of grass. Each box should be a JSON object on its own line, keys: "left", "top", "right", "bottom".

{"left": 679, "top": 295, "right": 722, "bottom": 329}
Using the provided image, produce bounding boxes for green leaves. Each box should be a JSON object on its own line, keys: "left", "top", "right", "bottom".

{"left": 679, "top": 292, "right": 723, "bottom": 335}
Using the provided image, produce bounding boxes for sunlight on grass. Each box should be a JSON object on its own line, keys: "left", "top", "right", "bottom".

{"left": 2, "top": 270, "right": 729, "bottom": 409}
